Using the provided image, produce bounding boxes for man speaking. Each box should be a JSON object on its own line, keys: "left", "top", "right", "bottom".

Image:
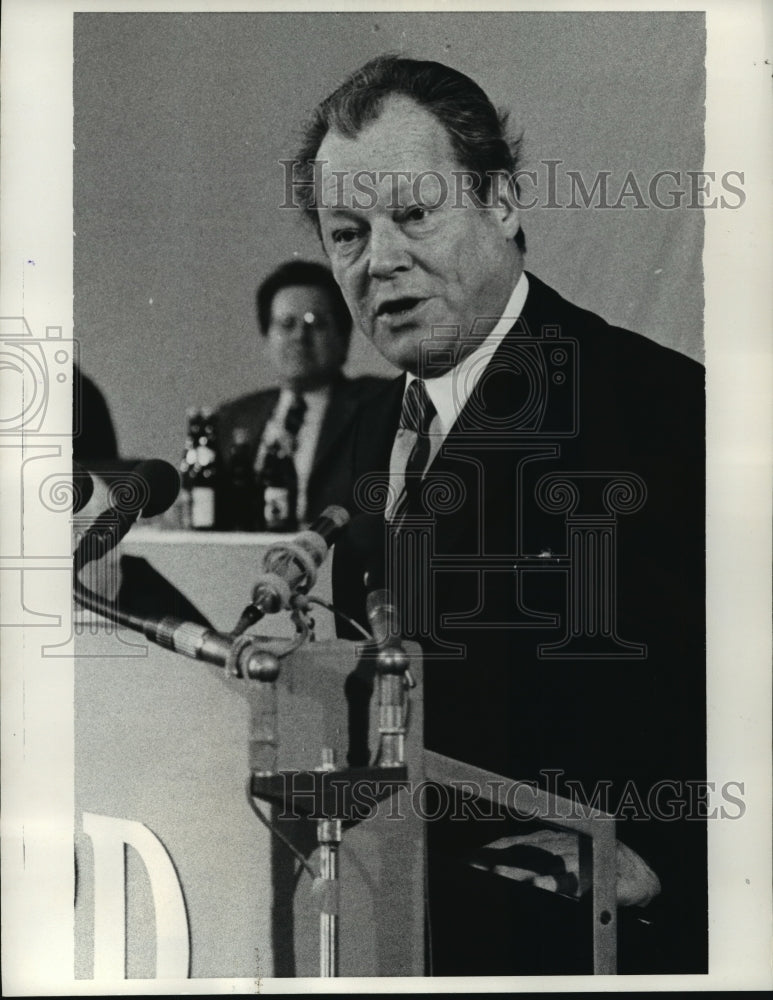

{"left": 289, "top": 55, "right": 706, "bottom": 975}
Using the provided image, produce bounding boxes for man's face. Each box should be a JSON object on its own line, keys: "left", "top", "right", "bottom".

{"left": 316, "top": 96, "right": 521, "bottom": 376}
{"left": 265, "top": 284, "right": 348, "bottom": 390}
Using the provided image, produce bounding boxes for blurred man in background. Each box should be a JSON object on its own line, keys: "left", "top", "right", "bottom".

{"left": 215, "top": 259, "right": 387, "bottom": 524}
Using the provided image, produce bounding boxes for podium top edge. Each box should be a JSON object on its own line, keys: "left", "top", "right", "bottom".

{"left": 124, "top": 528, "right": 296, "bottom": 547}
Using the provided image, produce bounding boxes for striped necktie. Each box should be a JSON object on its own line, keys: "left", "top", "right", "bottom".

{"left": 390, "top": 379, "right": 437, "bottom": 524}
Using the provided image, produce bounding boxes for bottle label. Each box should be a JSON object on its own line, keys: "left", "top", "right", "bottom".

{"left": 263, "top": 486, "right": 291, "bottom": 531}
{"left": 191, "top": 487, "right": 215, "bottom": 528}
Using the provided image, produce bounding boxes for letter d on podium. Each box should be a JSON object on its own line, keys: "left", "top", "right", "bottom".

{"left": 82, "top": 812, "right": 190, "bottom": 979}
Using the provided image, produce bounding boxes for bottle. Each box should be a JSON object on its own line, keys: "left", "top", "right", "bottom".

{"left": 190, "top": 407, "right": 220, "bottom": 530}
{"left": 178, "top": 408, "right": 201, "bottom": 529}
{"left": 226, "top": 427, "right": 259, "bottom": 531}
{"left": 255, "top": 440, "right": 298, "bottom": 532}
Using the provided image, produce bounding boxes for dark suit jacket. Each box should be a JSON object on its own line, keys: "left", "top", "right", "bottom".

{"left": 215, "top": 374, "right": 388, "bottom": 521}
{"left": 333, "top": 273, "right": 706, "bottom": 973}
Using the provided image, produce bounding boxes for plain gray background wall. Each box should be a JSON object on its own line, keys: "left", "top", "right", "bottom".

{"left": 74, "top": 11, "right": 705, "bottom": 466}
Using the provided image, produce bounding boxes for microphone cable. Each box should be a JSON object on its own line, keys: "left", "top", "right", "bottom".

{"left": 74, "top": 574, "right": 136, "bottom": 632}
{"left": 423, "top": 817, "right": 434, "bottom": 976}
{"left": 245, "top": 778, "right": 315, "bottom": 881}
{"left": 304, "top": 595, "right": 372, "bottom": 641}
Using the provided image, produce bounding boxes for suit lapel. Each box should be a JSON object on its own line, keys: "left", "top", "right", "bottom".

{"left": 311, "top": 378, "right": 359, "bottom": 476}
{"left": 422, "top": 276, "right": 567, "bottom": 552}
{"left": 255, "top": 389, "right": 281, "bottom": 441}
{"left": 350, "top": 375, "right": 405, "bottom": 516}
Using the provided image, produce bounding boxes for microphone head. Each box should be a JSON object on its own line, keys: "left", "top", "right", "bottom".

{"left": 132, "top": 459, "right": 181, "bottom": 517}
{"left": 318, "top": 505, "right": 350, "bottom": 531}
{"left": 365, "top": 587, "right": 391, "bottom": 620}
{"left": 72, "top": 462, "right": 95, "bottom": 514}
{"left": 306, "top": 505, "right": 351, "bottom": 543}
{"left": 366, "top": 587, "right": 402, "bottom": 646}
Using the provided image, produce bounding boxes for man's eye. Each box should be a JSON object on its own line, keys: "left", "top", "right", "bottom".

{"left": 404, "top": 206, "right": 428, "bottom": 223}
{"left": 331, "top": 228, "right": 361, "bottom": 245}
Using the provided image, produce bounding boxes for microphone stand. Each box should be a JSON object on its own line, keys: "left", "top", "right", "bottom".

{"left": 315, "top": 747, "right": 341, "bottom": 978}
{"left": 73, "top": 576, "right": 281, "bottom": 681}
{"left": 311, "top": 627, "right": 413, "bottom": 977}
{"left": 318, "top": 815, "right": 341, "bottom": 978}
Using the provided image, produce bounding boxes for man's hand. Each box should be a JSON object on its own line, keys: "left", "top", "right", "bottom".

{"left": 466, "top": 829, "right": 661, "bottom": 907}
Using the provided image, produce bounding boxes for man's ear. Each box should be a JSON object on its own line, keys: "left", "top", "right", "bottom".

{"left": 490, "top": 170, "right": 521, "bottom": 241}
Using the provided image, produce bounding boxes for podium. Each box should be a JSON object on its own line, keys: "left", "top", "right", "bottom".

{"left": 73, "top": 531, "right": 619, "bottom": 980}
{"left": 74, "top": 624, "right": 425, "bottom": 979}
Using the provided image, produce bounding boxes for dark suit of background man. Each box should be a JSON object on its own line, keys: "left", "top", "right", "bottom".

{"left": 215, "top": 260, "right": 387, "bottom": 524}
{"left": 292, "top": 56, "right": 706, "bottom": 975}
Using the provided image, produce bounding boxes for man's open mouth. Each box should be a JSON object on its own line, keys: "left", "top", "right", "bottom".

{"left": 375, "top": 297, "right": 425, "bottom": 320}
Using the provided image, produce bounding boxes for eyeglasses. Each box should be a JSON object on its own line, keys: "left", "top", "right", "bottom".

{"left": 270, "top": 311, "right": 331, "bottom": 335}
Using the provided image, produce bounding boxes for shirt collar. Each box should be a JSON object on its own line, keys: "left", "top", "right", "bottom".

{"left": 405, "top": 271, "right": 529, "bottom": 436}
{"left": 278, "top": 384, "right": 330, "bottom": 409}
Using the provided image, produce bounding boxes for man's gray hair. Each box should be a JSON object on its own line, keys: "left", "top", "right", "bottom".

{"left": 294, "top": 54, "right": 526, "bottom": 251}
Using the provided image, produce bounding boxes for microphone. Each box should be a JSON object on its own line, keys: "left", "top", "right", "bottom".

{"left": 73, "top": 576, "right": 279, "bottom": 680}
{"left": 366, "top": 588, "right": 401, "bottom": 647}
{"left": 255, "top": 504, "right": 350, "bottom": 607}
{"left": 366, "top": 586, "right": 413, "bottom": 766}
{"left": 230, "top": 505, "right": 350, "bottom": 635}
{"left": 363, "top": 545, "right": 416, "bottom": 689}
{"left": 72, "top": 462, "right": 95, "bottom": 514}
{"left": 73, "top": 459, "right": 180, "bottom": 571}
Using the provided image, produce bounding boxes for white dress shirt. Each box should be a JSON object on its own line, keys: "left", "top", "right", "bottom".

{"left": 386, "top": 272, "right": 529, "bottom": 520}
{"left": 259, "top": 386, "right": 330, "bottom": 525}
